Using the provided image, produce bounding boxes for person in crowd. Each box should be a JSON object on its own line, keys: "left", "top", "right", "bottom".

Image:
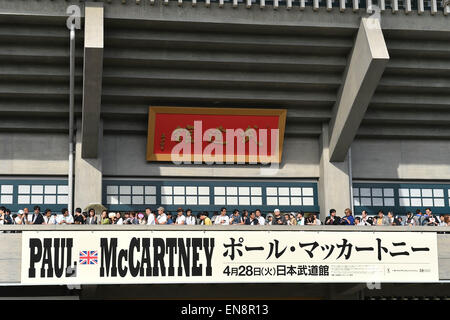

{"left": 445, "top": 215, "right": 450, "bottom": 226}
{"left": 100, "top": 210, "right": 110, "bottom": 225}
{"left": 360, "top": 210, "right": 372, "bottom": 226}
{"left": 175, "top": 208, "right": 186, "bottom": 225}
{"left": 439, "top": 215, "right": 447, "bottom": 227}
{"left": 199, "top": 211, "right": 212, "bottom": 225}
{"left": 266, "top": 213, "right": 273, "bottom": 225}
{"left": 22, "top": 207, "right": 31, "bottom": 224}
{"left": 241, "top": 210, "right": 249, "bottom": 225}
{"left": 86, "top": 209, "right": 97, "bottom": 225}
{"left": 137, "top": 213, "right": 146, "bottom": 225}
{"left": 296, "top": 212, "right": 305, "bottom": 226}
{"left": 289, "top": 212, "right": 297, "bottom": 225}
{"left": 403, "top": 212, "right": 416, "bottom": 226}
{"left": 74, "top": 208, "right": 85, "bottom": 225}
{"left": 393, "top": 215, "right": 403, "bottom": 226}
{"left": 156, "top": 207, "right": 167, "bottom": 225}
{"left": 29, "top": 205, "right": 44, "bottom": 225}
{"left": 145, "top": 208, "right": 155, "bottom": 225}
{"left": 340, "top": 208, "right": 354, "bottom": 225}
{"left": 273, "top": 209, "right": 284, "bottom": 225}
{"left": 58, "top": 208, "right": 74, "bottom": 225}
{"left": 15, "top": 210, "right": 25, "bottom": 224}
{"left": 386, "top": 211, "right": 395, "bottom": 225}
{"left": 414, "top": 209, "right": 425, "bottom": 226}
{"left": 130, "top": 212, "right": 139, "bottom": 224}
{"left": 355, "top": 217, "right": 362, "bottom": 226}
{"left": 185, "top": 209, "right": 196, "bottom": 225}
{"left": 211, "top": 211, "right": 219, "bottom": 224}
{"left": 43, "top": 209, "right": 55, "bottom": 225}
{"left": 325, "top": 209, "right": 341, "bottom": 225}
{"left": 245, "top": 211, "right": 259, "bottom": 225}
{"left": 375, "top": 210, "right": 390, "bottom": 226}
{"left": 113, "top": 212, "right": 123, "bottom": 225}
{"left": 214, "top": 207, "right": 230, "bottom": 225}
{"left": 423, "top": 208, "right": 439, "bottom": 226}
{"left": 166, "top": 212, "right": 174, "bottom": 225}
{"left": 255, "top": 209, "right": 265, "bottom": 226}
{"left": 306, "top": 213, "right": 320, "bottom": 225}
{"left": 230, "top": 209, "right": 242, "bottom": 225}
{"left": 2, "top": 208, "right": 13, "bottom": 225}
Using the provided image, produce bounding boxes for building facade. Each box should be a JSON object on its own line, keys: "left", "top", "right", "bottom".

{"left": 0, "top": 0, "right": 449, "bottom": 218}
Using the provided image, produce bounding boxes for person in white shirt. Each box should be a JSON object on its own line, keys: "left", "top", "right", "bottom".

{"left": 145, "top": 208, "right": 155, "bottom": 225}
{"left": 175, "top": 208, "right": 186, "bottom": 225}
{"left": 255, "top": 209, "right": 265, "bottom": 225}
{"left": 214, "top": 207, "right": 230, "bottom": 225}
{"left": 43, "top": 209, "right": 55, "bottom": 224}
{"left": 185, "top": 209, "right": 196, "bottom": 225}
{"left": 114, "top": 212, "right": 123, "bottom": 225}
{"left": 156, "top": 207, "right": 167, "bottom": 225}
{"left": 58, "top": 208, "right": 74, "bottom": 225}
{"left": 15, "top": 210, "right": 25, "bottom": 224}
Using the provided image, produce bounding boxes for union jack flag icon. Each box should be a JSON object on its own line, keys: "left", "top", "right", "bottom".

{"left": 79, "top": 251, "right": 98, "bottom": 265}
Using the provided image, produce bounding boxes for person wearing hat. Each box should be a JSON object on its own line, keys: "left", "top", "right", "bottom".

{"left": 138, "top": 213, "right": 146, "bottom": 225}
{"left": 15, "top": 210, "right": 25, "bottom": 225}
{"left": 273, "top": 209, "right": 284, "bottom": 225}
{"left": 266, "top": 213, "right": 273, "bottom": 225}
{"left": 155, "top": 207, "right": 167, "bottom": 225}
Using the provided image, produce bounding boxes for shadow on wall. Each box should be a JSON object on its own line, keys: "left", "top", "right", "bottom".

{"left": 351, "top": 138, "right": 450, "bottom": 180}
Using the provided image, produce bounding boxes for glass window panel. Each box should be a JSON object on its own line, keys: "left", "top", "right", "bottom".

{"left": 238, "top": 187, "right": 250, "bottom": 195}
{"left": 251, "top": 187, "right": 262, "bottom": 196}
{"left": 120, "top": 186, "right": 131, "bottom": 195}
{"left": 214, "top": 187, "right": 225, "bottom": 195}
{"left": 145, "top": 186, "right": 156, "bottom": 195}
{"left": 132, "top": 186, "right": 144, "bottom": 195}
{"left": 107, "top": 186, "right": 118, "bottom": 195}
{"left": 1, "top": 185, "right": 13, "bottom": 194}
{"left": 266, "top": 187, "right": 277, "bottom": 196}
{"left": 173, "top": 186, "right": 185, "bottom": 195}
{"left": 31, "top": 185, "right": 43, "bottom": 194}
{"left": 198, "top": 187, "right": 210, "bottom": 195}
{"left": 302, "top": 188, "right": 314, "bottom": 196}
{"left": 266, "top": 197, "right": 278, "bottom": 205}
{"left": 18, "top": 185, "right": 30, "bottom": 194}
{"left": 399, "top": 198, "right": 410, "bottom": 207}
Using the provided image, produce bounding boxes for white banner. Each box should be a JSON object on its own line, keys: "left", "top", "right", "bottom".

{"left": 21, "top": 231, "right": 439, "bottom": 285}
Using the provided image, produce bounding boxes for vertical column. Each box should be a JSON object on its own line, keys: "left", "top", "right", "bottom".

{"left": 75, "top": 119, "right": 103, "bottom": 210}
{"left": 318, "top": 123, "right": 351, "bottom": 221}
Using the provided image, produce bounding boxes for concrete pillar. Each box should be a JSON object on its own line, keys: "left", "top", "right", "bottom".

{"left": 81, "top": 2, "right": 104, "bottom": 158}
{"left": 318, "top": 123, "right": 351, "bottom": 221}
{"left": 74, "top": 119, "right": 103, "bottom": 211}
{"left": 328, "top": 14, "right": 389, "bottom": 162}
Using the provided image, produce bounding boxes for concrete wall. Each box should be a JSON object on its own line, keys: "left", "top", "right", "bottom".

{"left": 102, "top": 134, "right": 320, "bottom": 178}
{"left": 352, "top": 138, "right": 450, "bottom": 180}
{"left": 0, "top": 133, "right": 68, "bottom": 175}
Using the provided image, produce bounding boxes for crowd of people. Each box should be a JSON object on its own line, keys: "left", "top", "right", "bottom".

{"left": 0, "top": 205, "right": 449, "bottom": 227}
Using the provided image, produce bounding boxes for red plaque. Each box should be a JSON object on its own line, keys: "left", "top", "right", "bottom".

{"left": 146, "top": 106, "right": 287, "bottom": 163}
